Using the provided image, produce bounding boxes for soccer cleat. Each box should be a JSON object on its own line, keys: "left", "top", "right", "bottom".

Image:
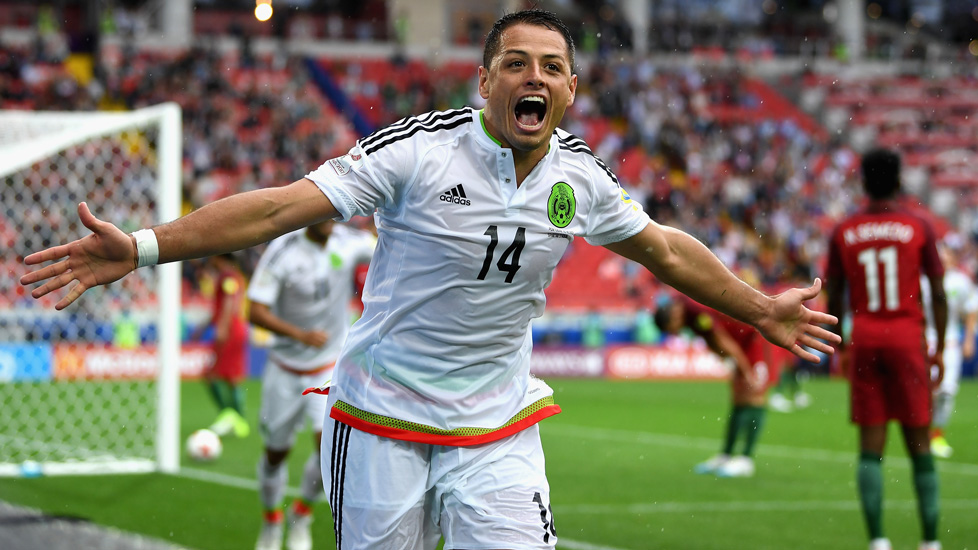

{"left": 255, "top": 518, "right": 284, "bottom": 550}
{"left": 918, "top": 540, "right": 942, "bottom": 550}
{"left": 285, "top": 508, "right": 313, "bottom": 550}
{"left": 768, "top": 393, "right": 793, "bottom": 413}
{"left": 693, "top": 454, "right": 730, "bottom": 475}
{"left": 793, "top": 391, "right": 812, "bottom": 409}
{"left": 930, "top": 436, "right": 952, "bottom": 458}
{"left": 716, "top": 456, "right": 755, "bottom": 478}
{"left": 232, "top": 411, "right": 251, "bottom": 438}
{"left": 209, "top": 408, "right": 238, "bottom": 437}
{"left": 868, "top": 538, "right": 892, "bottom": 550}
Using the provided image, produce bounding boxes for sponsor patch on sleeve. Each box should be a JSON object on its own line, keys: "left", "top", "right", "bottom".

{"left": 620, "top": 188, "right": 642, "bottom": 211}
{"left": 327, "top": 150, "right": 364, "bottom": 176}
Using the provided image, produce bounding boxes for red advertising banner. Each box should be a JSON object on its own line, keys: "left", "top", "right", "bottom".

{"left": 530, "top": 346, "right": 605, "bottom": 378}
{"left": 605, "top": 344, "right": 730, "bottom": 380}
{"left": 53, "top": 343, "right": 215, "bottom": 380}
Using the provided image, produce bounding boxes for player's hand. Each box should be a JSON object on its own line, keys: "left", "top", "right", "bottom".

{"left": 299, "top": 330, "right": 329, "bottom": 348}
{"left": 755, "top": 278, "right": 841, "bottom": 363}
{"left": 929, "top": 351, "right": 945, "bottom": 389}
{"left": 20, "top": 202, "right": 137, "bottom": 310}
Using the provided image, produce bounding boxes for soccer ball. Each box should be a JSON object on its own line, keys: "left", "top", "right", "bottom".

{"left": 186, "top": 428, "right": 222, "bottom": 461}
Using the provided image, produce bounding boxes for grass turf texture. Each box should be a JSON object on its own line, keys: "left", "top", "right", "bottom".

{"left": 1, "top": 378, "right": 976, "bottom": 549}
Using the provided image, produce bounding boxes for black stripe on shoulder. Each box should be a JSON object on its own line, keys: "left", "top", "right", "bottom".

{"left": 362, "top": 115, "right": 472, "bottom": 156}
{"left": 559, "top": 132, "right": 591, "bottom": 151}
{"left": 360, "top": 107, "right": 473, "bottom": 155}
{"left": 557, "top": 133, "right": 620, "bottom": 186}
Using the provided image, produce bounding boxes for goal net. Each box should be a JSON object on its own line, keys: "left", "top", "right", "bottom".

{"left": 0, "top": 103, "right": 183, "bottom": 476}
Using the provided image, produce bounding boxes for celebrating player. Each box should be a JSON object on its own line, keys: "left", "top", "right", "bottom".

{"left": 826, "top": 148, "right": 946, "bottom": 550}
{"left": 248, "top": 219, "right": 375, "bottom": 550}
{"left": 921, "top": 234, "right": 978, "bottom": 458}
{"left": 22, "top": 9, "right": 838, "bottom": 549}
{"left": 655, "top": 289, "right": 778, "bottom": 478}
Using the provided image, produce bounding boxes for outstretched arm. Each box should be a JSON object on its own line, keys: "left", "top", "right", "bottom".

{"left": 21, "top": 178, "right": 336, "bottom": 310}
{"left": 605, "top": 222, "right": 840, "bottom": 362}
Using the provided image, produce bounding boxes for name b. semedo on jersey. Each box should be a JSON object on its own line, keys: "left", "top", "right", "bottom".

{"left": 843, "top": 222, "right": 914, "bottom": 245}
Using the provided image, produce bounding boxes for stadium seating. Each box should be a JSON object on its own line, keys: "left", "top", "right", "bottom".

{"left": 3, "top": 9, "right": 975, "bottom": 343}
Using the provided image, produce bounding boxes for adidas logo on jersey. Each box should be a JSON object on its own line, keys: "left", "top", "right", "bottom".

{"left": 440, "top": 184, "right": 471, "bottom": 206}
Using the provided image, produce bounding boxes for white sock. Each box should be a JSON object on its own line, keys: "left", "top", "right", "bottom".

{"left": 299, "top": 452, "right": 324, "bottom": 505}
{"left": 257, "top": 455, "right": 289, "bottom": 511}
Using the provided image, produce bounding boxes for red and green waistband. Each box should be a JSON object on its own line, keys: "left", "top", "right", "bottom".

{"left": 329, "top": 396, "right": 562, "bottom": 446}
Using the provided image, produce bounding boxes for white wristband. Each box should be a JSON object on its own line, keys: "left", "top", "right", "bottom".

{"left": 132, "top": 229, "right": 159, "bottom": 268}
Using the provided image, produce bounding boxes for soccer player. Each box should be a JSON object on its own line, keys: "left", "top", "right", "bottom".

{"left": 248, "top": 219, "right": 375, "bottom": 550}
{"left": 826, "top": 148, "right": 946, "bottom": 550}
{"left": 200, "top": 253, "right": 250, "bottom": 439}
{"left": 921, "top": 235, "right": 978, "bottom": 458}
{"left": 654, "top": 293, "right": 776, "bottom": 478}
{"left": 22, "top": 10, "right": 839, "bottom": 548}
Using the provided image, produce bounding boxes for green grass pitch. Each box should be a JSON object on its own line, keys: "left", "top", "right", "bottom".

{"left": 1, "top": 377, "right": 976, "bottom": 549}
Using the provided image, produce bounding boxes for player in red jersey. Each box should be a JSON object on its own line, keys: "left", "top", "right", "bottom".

{"left": 200, "top": 253, "right": 251, "bottom": 438}
{"left": 655, "top": 290, "right": 779, "bottom": 478}
{"left": 826, "top": 148, "right": 947, "bottom": 550}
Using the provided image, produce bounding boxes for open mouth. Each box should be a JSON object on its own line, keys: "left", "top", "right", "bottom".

{"left": 514, "top": 96, "right": 547, "bottom": 130}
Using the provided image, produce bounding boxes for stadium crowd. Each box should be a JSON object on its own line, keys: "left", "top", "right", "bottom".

{"left": 3, "top": 8, "right": 978, "bottom": 336}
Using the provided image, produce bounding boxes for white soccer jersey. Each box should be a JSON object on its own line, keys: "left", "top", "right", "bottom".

{"left": 923, "top": 268, "right": 978, "bottom": 347}
{"left": 305, "top": 107, "right": 650, "bottom": 444}
{"left": 247, "top": 224, "right": 376, "bottom": 370}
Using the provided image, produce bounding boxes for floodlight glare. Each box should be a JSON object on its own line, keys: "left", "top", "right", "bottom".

{"left": 255, "top": 1, "right": 273, "bottom": 22}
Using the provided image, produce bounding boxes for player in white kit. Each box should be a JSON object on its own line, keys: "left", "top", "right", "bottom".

{"left": 21, "top": 10, "right": 840, "bottom": 549}
{"left": 921, "top": 235, "right": 978, "bottom": 458}
{"left": 248, "top": 219, "right": 375, "bottom": 550}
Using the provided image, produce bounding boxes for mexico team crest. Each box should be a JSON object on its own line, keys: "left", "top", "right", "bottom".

{"left": 547, "top": 182, "right": 576, "bottom": 228}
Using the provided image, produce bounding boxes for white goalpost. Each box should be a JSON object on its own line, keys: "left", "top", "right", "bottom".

{"left": 0, "top": 103, "right": 183, "bottom": 476}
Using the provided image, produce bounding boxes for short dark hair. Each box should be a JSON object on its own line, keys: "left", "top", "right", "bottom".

{"left": 482, "top": 9, "right": 576, "bottom": 72}
{"left": 860, "top": 148, "right": 901, "bottom": 199}
{"left": 653, "top": 299, "right": 680, "bottom": 334}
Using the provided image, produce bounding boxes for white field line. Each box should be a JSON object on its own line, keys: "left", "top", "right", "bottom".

{"left": 559, "top": 498, "right": 978, "bottom": 515}
{"left": 545, "top": 423, "right": 978, "bottom": 477}
{"left": 178, "top": 466, "right": 301, "bottom": 497}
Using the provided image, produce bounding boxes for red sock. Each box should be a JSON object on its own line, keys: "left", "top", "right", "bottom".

{"left": 263, "top": 509, "right": 284, "bottom": 524}
{"left": 292, "top": 499, "right": 313, "bottom": 517}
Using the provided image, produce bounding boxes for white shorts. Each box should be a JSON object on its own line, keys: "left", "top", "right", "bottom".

{"left": 258, "top": 362, "right": 331, "bottom": 450}
{"left": 323, "top": 419, "right": 557, "bottom": 550}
